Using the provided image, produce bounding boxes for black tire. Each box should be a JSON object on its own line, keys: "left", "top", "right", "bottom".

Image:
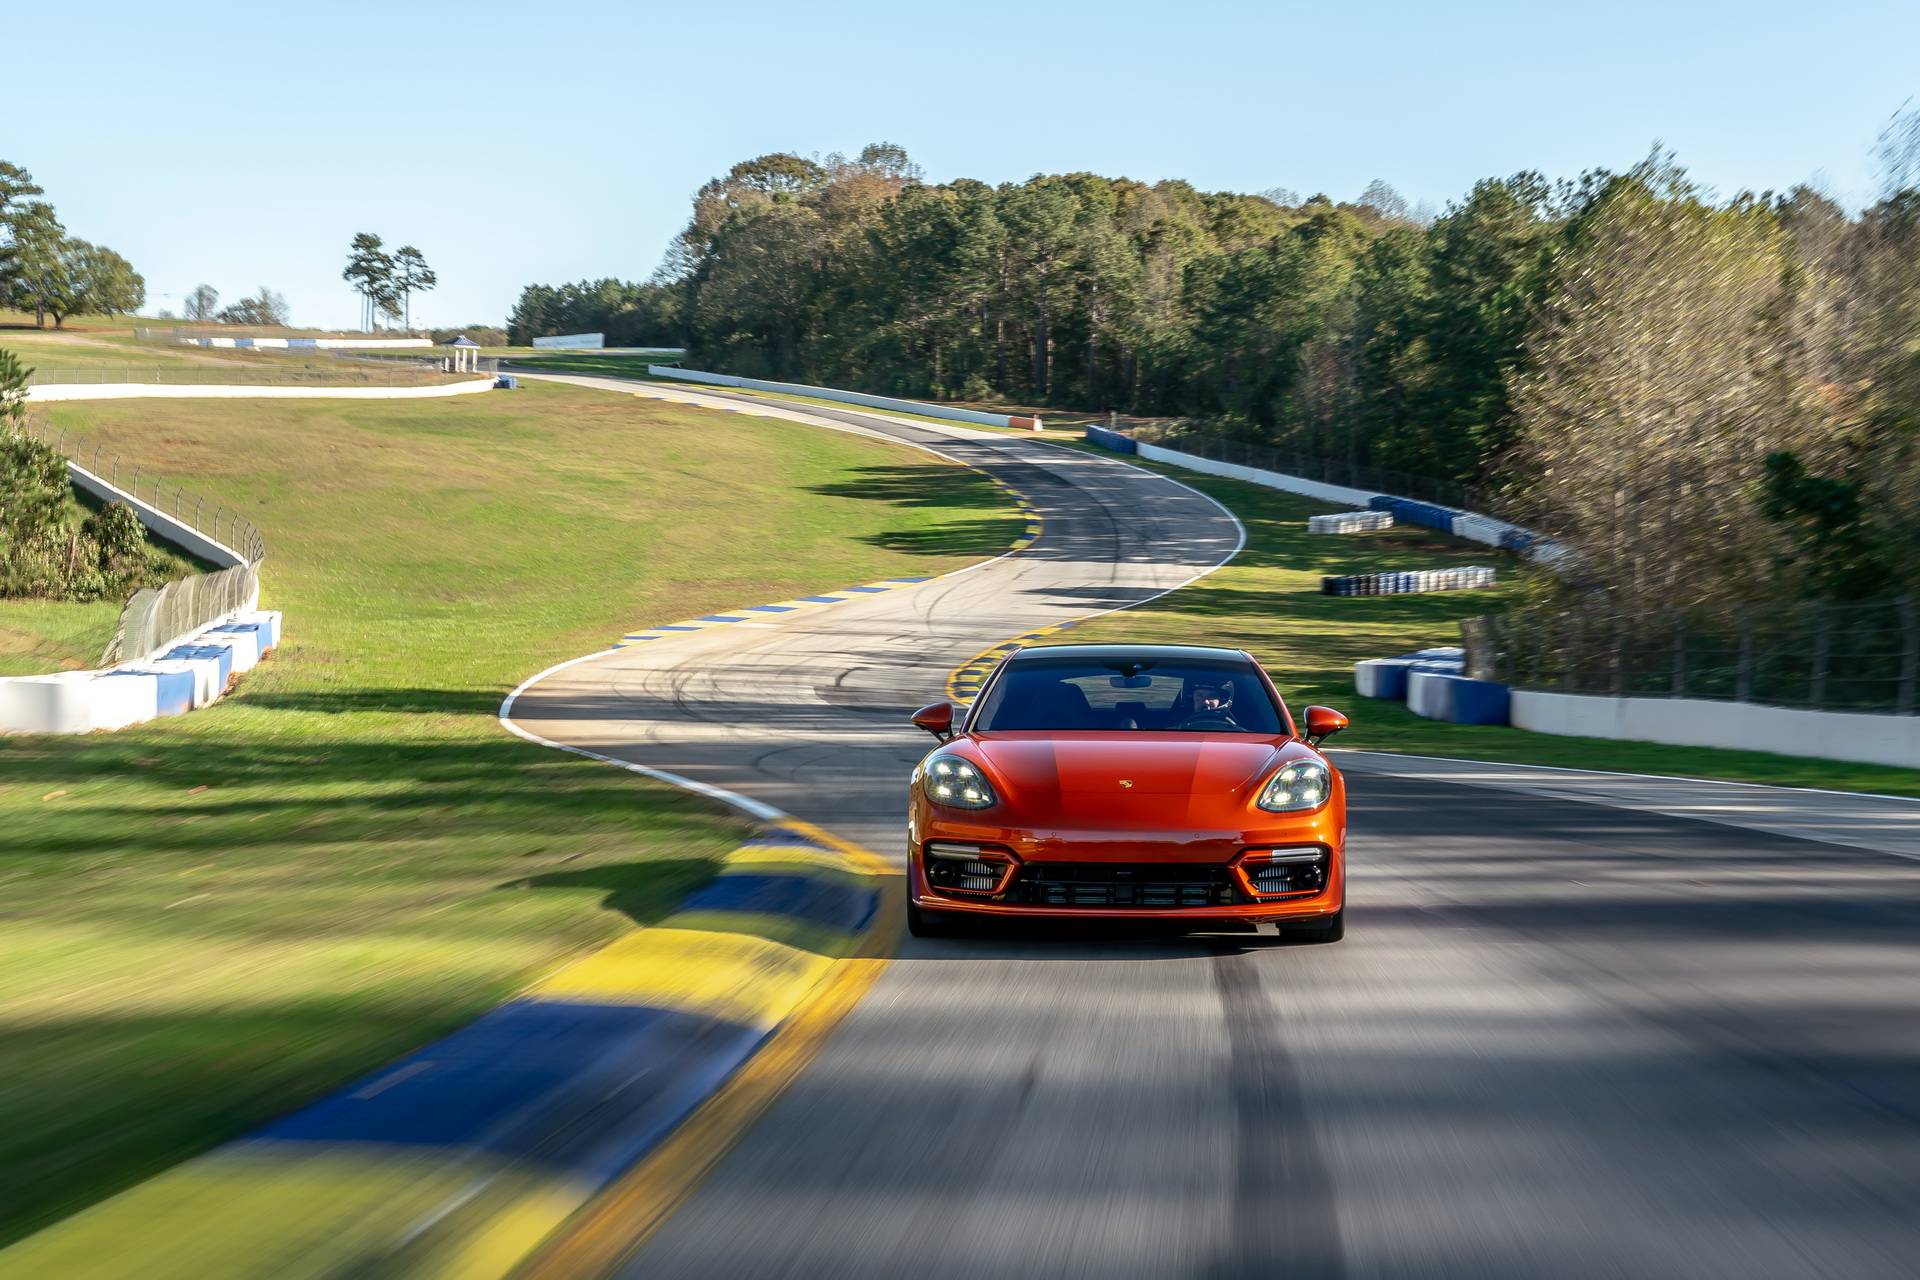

{"left": 1284, "top": 909, "right": 1344, "bottom": 944}
{"left": 906, "top": 898, "right": 953, "bottom": 938}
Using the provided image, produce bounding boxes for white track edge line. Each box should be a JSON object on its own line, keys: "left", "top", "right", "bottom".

{"left": 1329, "top": 748, "right": 1920, "bottom": 806}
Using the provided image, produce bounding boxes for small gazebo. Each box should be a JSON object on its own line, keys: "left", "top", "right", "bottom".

{"left": 442, "top": 335, "right": 481, "bottom": 373}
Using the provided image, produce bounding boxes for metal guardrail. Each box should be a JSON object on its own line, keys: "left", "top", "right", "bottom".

{"left": 22, "top": 418, "right": 267, "bottom": 665}
{"left": 1465, "top": 599, "right": 1920, "bottom": 715}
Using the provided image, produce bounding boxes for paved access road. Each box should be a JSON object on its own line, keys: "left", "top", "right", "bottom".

{"left": 511, "top": 374, "right": 1920, "bottom": 1280}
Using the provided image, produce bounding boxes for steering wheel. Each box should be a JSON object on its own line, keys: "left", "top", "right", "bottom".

{"left": 1173, "top": 711, "right": 1239, "bottom": 731}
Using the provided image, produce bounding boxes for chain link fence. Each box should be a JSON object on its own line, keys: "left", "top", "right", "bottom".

{"left": 22, "top": 351, "right": 481, "bottom": 389}
{"left": 22, "top": 417, "right": 268, "bottom": 665}
{"left": 1464, "top": 598, "right": 1920, "bottom": 715}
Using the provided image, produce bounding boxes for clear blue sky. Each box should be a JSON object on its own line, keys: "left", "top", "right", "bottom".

{"left": 11, "top": 0, "right": 1916, "bottom": 331}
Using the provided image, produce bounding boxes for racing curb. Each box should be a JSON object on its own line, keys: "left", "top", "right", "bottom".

{"left": 0, "top": 800, "right": 897, "bottom": 1280}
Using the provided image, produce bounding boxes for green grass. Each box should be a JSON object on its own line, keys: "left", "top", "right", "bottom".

{"left": 1062, "top": 454, "right": 1920, "bottom": 797}
{"left": 0, "top": 379, "right": 1021, "bottom": 1247}
{"left": 3, "top": 332, "right": 460, "bottom": 387}
{"left": 0, "top": 600, "right": 123, "bottom": 675}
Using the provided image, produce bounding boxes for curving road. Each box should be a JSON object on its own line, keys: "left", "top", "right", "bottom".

{"left": 511, "top": 374, "right": 1920, "bottom": 1279}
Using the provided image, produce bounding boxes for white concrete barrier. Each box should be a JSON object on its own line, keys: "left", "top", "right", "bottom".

{"left": 1510, "top": 691, "right": 1920, "bottom": 770}
{"left": 172, "top": 336, "right": 432, "bottom": 350}
{"left": 130, "top": 657, "right": 223, "bottom": 709}
{"left": 65, "top": 462, "right": 248, "bottom": 571}
{"left": 0, "top": 671, "right": 161, "bottom": 733}
{"left": 650, "top": 367, "right": 1044, "bottom": 430}
{"left": 203, "top": 627, "right": 260, "bottom": 673}
{"left": 29, "top": 378, "right": 496, "bottom": 403}
{"left": 0, "top": 608, "right": 280, "bottom": 735}
{"left": 1132, "top": 441, "right": 1381, "bottom": 507}
{"left": 90, "top": 671, "right": 163, "bottom": 729}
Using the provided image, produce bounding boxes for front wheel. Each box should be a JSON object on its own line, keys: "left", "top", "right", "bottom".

{"left": 1282, "top": 909, "right": 1344, "bottom": 944}
{"left": 906, "top": 899, "right": 954, "bottom": 938}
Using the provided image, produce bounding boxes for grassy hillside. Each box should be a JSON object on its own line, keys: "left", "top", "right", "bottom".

{"left": 0, "top": 380, "right": 1021, "bottom": 1246}
{"left": 1064, "top": 456, "right": 1920, "bottom": 797}
{"left": 3, "top": 331, "right": 457, "bottom": 386}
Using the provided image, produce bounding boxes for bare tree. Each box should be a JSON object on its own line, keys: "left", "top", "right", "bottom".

{"left": 184, "top": 283, "right": 220, "bottom": 322}
{"left": 1508, "top": 157, "right": 1837, "bottom": 609}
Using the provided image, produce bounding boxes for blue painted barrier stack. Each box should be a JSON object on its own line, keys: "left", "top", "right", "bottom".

{"left": 104, "top": 666, "right": 194, "bottom": 716}
{"left": 1354, "top": 647, "right": 1467, "bottom": 699}
{"left": 165, "top": 643, "right": 234, "bottom": 690}
{"left": 1407, "top": 670, "right": 1511, "bottom": 725}
{"left": 1084, "top": 424, "right": 1137, "bottom": 454}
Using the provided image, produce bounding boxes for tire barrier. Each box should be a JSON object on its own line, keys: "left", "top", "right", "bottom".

{"left": 1367, "top": 494, "right": 1460, "bottom": 533}
{"left": 1084, "top": 424, "right": 1137, "bottom": 453}
{"left": 1322, "top": 566, "right": 1496, "bottom": 596}
{"left": 1407, "top": 670, "right": 1512, "bottom": 725}
{"left": 1307, "top": 510, "right": 1393, "bottom": 534}
{"left": 1081, "top": 426, "right": 1578, "bottom": 572}
{"left": 1353, "top": 648, "right": 1467, "bottom": 700}
{"left": 0, "top": 611, "right": 281, "bottom": 734}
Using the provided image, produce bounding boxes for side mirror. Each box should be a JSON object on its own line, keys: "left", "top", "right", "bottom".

{"left": 1303, "top": 705, "right": 1348, "bottom": 746}
{"left": 911, "top": 701, "right": 955, "bottom": 741}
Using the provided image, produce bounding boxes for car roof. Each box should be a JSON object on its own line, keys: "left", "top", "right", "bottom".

{"left": 1008, "top": 643, "right": 1254, "bottom": 663}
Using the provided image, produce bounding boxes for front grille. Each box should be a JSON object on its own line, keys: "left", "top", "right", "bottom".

{"left": 1011, "top": 862, "right": 1237, "bottom": 908}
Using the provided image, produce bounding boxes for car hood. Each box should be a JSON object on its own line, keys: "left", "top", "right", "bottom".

{"left": 971, "top": 733, "right": 1294, "bottom": 809}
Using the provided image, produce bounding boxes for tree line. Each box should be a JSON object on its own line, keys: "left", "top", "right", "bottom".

{"left": 505, "top": 278, "right": 679, "bottom": 347}
{"left": 512, "top": 127, "right": 1920, "bottom": 611}
{"left": 0, "top": 161, "right": 145, "bottom": 328}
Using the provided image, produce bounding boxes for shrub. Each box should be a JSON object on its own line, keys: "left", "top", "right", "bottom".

{"left": 82, "top": 501, "right": 152, "bottom": 588}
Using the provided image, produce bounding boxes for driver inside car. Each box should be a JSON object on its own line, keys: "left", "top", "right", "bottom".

{"left": 1188, "top": 680, "right": 1234, "bottom": 719}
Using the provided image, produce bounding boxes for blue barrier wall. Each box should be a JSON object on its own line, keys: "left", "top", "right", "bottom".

{"left": 1084, "top": 425, "right": 1137, "bottom": 454}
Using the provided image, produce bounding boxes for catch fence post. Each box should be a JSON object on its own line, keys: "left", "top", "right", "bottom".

{"left": 1899, "top": 596, "right": 1917, "bottom": 716}
{"left": 1671, "top": 615, "right": 1686, "bottom": 698}
{"left": 1561, "top": 612, "right": 1576, "bottom": 692}
{"left": 1734, "top": 605, "right": 1754, "bottom": 703}
{"left": 1809, "top": 605, "right": 1830, "bottom": 710}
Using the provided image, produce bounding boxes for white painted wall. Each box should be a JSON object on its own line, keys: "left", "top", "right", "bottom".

{"left": 28, "top": 378, "right": 496, "bottom": 403}
{"left": 651, "top": 366, "right": 1043, "bottom": 430}
{"left": 1510, "top": 690, "right": 1920, "bottom": 770}
{"left": 175, "top": 336, "right": 432, "bottom": 350}
{"left": 66, "top": 463, "right": 247, "bottom": 571}
{"left": 532, "top": 333, "right": 605, "bottom": 349}
{"left": 1132, "top": 441, "right": 1380, "bottom": 507}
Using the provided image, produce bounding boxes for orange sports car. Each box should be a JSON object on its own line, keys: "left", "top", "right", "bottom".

{"left": 906, "top": 643, "right": 1348, "bottom": 941}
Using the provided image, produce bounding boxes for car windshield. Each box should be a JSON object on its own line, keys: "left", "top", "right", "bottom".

{"left": 972, "top": 654, "right": 1287, "bottom": 734}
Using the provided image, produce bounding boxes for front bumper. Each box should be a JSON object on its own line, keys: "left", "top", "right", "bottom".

{"left": 908, "top": 822, "right": 1345, "bottom": 922}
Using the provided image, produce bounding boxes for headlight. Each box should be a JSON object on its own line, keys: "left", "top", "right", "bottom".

{"left": 1256, "top": 759, "right": 1330, "bottom": 812}
{"left": 924, "top": 753, "right": 997, "bottom": 809}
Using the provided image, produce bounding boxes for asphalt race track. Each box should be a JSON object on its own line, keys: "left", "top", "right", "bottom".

{"left": 511, "top": 375, "right": 1920, "bottom": 1279}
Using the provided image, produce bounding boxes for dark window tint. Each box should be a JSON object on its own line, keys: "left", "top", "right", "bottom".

{"left": 975, "top": 654, "right": 1285, "bottom": 734}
